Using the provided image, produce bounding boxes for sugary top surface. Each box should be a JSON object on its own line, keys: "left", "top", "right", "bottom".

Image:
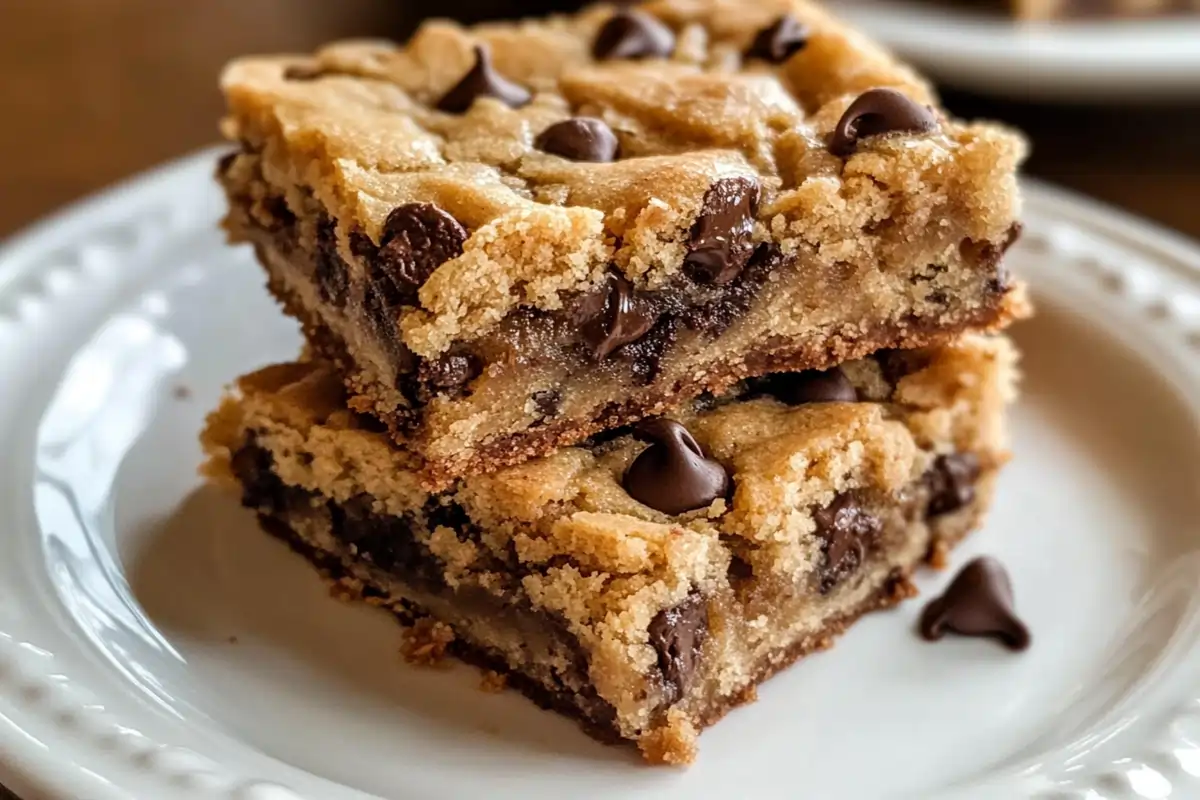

{"left": 221, "top": 0, "right": 1025, "bottom": 356}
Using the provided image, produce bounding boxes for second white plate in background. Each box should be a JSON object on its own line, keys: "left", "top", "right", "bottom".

{"left": 830, "top": 0, "right": 1200, "bottom": 102}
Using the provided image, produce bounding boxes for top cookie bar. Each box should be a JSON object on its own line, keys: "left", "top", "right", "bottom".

{"left": 218, "top": 0, "right": 1028, "bottom": 489}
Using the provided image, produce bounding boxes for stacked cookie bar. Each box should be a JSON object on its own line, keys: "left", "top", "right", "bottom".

{"left": 203, "top": 0, "right": 1027, "bottom": 764}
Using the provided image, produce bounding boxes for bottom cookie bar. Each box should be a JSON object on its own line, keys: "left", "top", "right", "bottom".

{"left": 201, "top": 335, "right": 1017, "bottom": 765}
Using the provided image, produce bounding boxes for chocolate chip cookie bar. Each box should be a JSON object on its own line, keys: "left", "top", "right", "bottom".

{"left": 217, "top": 0, "right": 1028, "bottom": 489}
{"left": 201, "top": 333, "right": 1017, "bottom": 764}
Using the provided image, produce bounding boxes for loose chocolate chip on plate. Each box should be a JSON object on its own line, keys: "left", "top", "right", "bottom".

{"left": 925, "top": 453, "right": 981, "bottom": 516}
{"left": 372, "top": 203, "right": 468, "bottom": 305}
{"left": 648, "top": 594, "right": 709, "bottom": 704}
{"left": 828, "top": 87, "right": 939, "bottom": 157}
{"left": 623, "top": 419, "right": 729, "bottom": 515}
{"left": 593, "top": 9, "right": 676, "bottom": 60}
{"left": 579, "top": 273, "right": 657, "bottom": 360}
{"left": 436, "top": 45, "right": 531, "bottom": 113}
{"left": 745, "top": 14, "right": 810, "bottom": 63}
{"left": 534, "top": 117, "right": 620, "bottom": 162}
{"left": 684, "top": 177, "right": 761, "bottom": 286}
{"left": 770, "top": 366, "right": 858, "bottom": 405}
{"left": 814, "top": 494, "right": 881, "bottom": 593}
{"left": 919, "top": 556, "right": 1031, "bottom": 651}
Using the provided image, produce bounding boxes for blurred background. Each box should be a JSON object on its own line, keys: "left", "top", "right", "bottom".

{"left": 0, "top": 0, "right": 1197, "bottom": 237}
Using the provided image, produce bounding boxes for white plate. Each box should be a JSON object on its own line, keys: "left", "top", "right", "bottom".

{"left": 3, "top": 149, "right": 1200, "bottom": 800}
{"left": 830, "top": 0, "right": 1200, "bottom": 101}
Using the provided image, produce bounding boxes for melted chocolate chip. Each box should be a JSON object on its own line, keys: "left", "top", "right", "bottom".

{"left": 813, "top": 494, "right": 881, "bottom": 593}
{"left": 828, "top": 88, "right": 939, "bottom": 157}
{"left": 436, "top": 45, "right": 531, "bottom": 113}
{"left": 769, "top": 366, "right": 858, "bottom": 405}
{"left": 592, "top": 9, "right": 676, "bottom": 60}
{"left": 623, "top": 419, "right": 729, "bottom": 515}
{"left": 925, "top": 453, "right": 981, "bottom": 517}
{"left": 231, "top": 441, "right": 302, "bottom": 514}
{"left": 745, "top": 15, "right": 810, "bottom": 63}
{"left": 648, "top": 594, "right": 709, "bottom": 704}
{"left": 919, "top": 557, "right": 1030, "bottom": 651}
{"left": 684, "top": 177, "right": 761, "bottom": 286}
{"left": 579, "top": 273, "right": 657, "bottom": 361}
{"left": 531, "top": 389, "right": 562, "bottom": 418}
{"left": 314, "top": 216, "right": 349, "bottom": 306}
{"left": 372, "top": 203, "right": 467, "bottom": 306}
{"left": 534, "top": 117, "right": 620, "bottom": 162}
{"left": 417, "top": 352, "right": 481, "bottom": 398}
{"left": 330, "top": 495, "right": 445, "bottom": 590}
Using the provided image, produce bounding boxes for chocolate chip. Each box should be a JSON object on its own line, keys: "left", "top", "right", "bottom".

{"left": 919, "top": 557, "right": 1030, "bottom": 651}
{"left": 745, "top": 15, "right": 810, "bottom": 63}
{"left": 534, "top": 117, "right": 620, "bottom": 163}
{"left": 648, "top": 594, "right": 708, "bottom": 704}
{"left": 531, "top": 389, "right": 561, "bottom": 418}
{"left": 372, "top": 203, "right": 467, "bottom": 305}
{"left": 579, "top": 273, "right": 657, "bottom": 361}
{"left": 436, "top": 45, "right": 531, "bottom": 113}
{"left": 813, "top": 494, "right": 881, "bottom": 593}
{"left": 623, "top": 419, "right": 729, "bottom": 515}
{"left": 417, "top": 352, "right": 481, "bottom": 398}
{"left": 769, "top": 366, "right": 858, "bottom": 405}
{"left": 592, "top": 9, "right": 675, "bottom": 60}
{"left": 875, "top": 349, "right": 932, "bottom": 387}
{"left": 925, "top": 453, "right": 981, "bottom": 517}
{"left": 828, "top": 88, "right": 939, "bottom": 157}
{"left": 684, "top": 178, "right": 760, "bottom": 286}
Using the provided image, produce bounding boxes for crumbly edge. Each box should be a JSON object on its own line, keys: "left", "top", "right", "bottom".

{"left": 237, "top": 471, "right": 991, "bottom": 764}
{"left": 201, "top": 334, "right": 1017, "bottom": 746}
{"left": 241, "top": 216, "right": 1026, "bottom": 490}
{"left": 218, "top": 0, "right": 1025, "bottom": 357}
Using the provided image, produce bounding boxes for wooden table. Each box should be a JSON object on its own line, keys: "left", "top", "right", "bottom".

{"left": 0, "top": 0, "right": 1197, "bottom": 240}
{"left": 0, "top": 2, "right": 1197, "bottom": 797}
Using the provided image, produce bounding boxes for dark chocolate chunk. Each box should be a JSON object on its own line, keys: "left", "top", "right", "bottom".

{"left": 417, "top": 352, "right": 481, "bottom": 398}
{"left": 828, "top": 88, "right": 939, "bottom": 157}
{"left": 875, "top": 348, "right": 933, "bottom": 387}
{"left": 813, "top": 494, "right": 881, "bottom": 593}
{"left": 648, "top": 594, "right": 709, "bottom": 704}
{"left": 919, "top": 557, "right": 1030, "bottom": 651}
{"left": 531, "top": 389, "right": 562, "bottom": 418}
{"left": 579, "top": 273, "right": 657, "bottom": 361}
{"left": 925, "top": 453, "right": 981, "bottom": 517}
{"left": 534, "top": 117, "right": 620, "bottom": 162}
{"left": 684, "top": 177, "right": 761, "bottom": 286}
{"left": 623, "top": 419, "right": 729, "bottom": 515}
{"left": 436, "top": 45, "right": 531, "bottom": 113}
{"left": 770, "top": 366, "right": 858, "bottom": 405}
{"left": 745, "top": 15, "right": 810, "bottom": 63}
{"left": 592, "top": 9, "right": 675, "bottom": 60}
{"left": 373, "top": 203, "right": 468, "bottom": 305}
